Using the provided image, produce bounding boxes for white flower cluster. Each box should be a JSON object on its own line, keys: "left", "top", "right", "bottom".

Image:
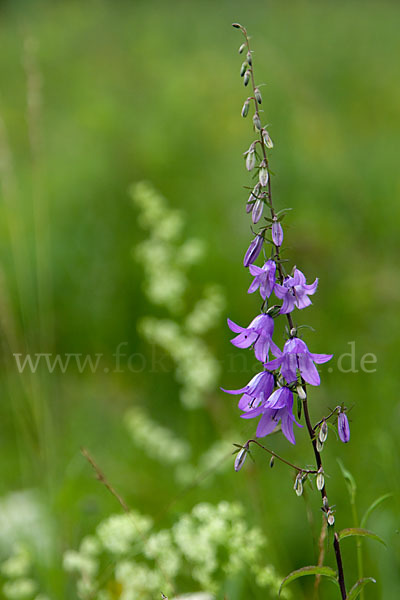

{"left": 124, "top": 407, "right": 191, "bottom": 465}
{"left": 131, "top": 182, "right": 225, "bottom": 409}
{"left": 63, "top": 502, "right": 287, "bottom": 600}
{"left": 0, "top": 543, "right": 50, "bottom": 600}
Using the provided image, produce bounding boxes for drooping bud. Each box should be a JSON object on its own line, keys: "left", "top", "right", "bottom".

{"left": 338, "top": 411, "right": 350, "bottom": 443}
{"left": 238, "top": 43, "right": 246, "bottom": 54}
{"left": 253, "top": 113, "right": 262, "bottom": 131}
{"left": 246, "top": 149, "right": 256, "bottom": 171}
{"left": 269, "top": 456, "right": 275, "bottom": 468}
{"left": 243, "top": 234, "right": 264, "bottom": 267}
{"left": 262, "top": 129, "right": 274, "bottom": 148}
{"left": 232, "top": 23, "right": 242, "bottom": 28}
{"left": 316, "top": 437, "right": 324, "bottom": 452}
{"left": 272, "top": 219, "right": 283, "bottom": 247}
{"left": 244, "top": 70, "right": 251, "bottom": 86}
{"left": 316, "top": 468, "right": 325, "bottom": 491}
{"left": 246, "top": 51, "right": 252, "bottom": 65}
{"left": 234, "top": 446, "right": 248, "bottom": 471}
{"left": 294, "top": 473, "right": 303, "bottom": 496}
{"left": 240, "top": 62, "right": 247, "bottom": 77}
{"left": 259, "top": 160, "right": 269, "bottom": 187}
{"left": 254, "top": 87, "right": 262, "bottom": 104}
{"left": 241, "top": 99, "right": 250, "bottom": 118}
{"left": 252, "top": 199, "right": 264, "bottom": 224}
{"left": 319, "top": 420, "right": 328, "bottom": 443}
{"left": 296, "top": 384, "right": 306, "bottom": 400}
{"left": 327, "top": 511, "right": 335, "bottom": 526}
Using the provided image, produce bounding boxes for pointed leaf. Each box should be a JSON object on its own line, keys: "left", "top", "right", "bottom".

{"left": 346, "top": 577, "right": 376, "bottom": 600}
{"left": 360, "top": 493, "right": 393, "bottom": 528}
{"left": 279, "top": 565, "right": 338, "bottom": 595}
{"left": 338, "top": 527, "right": 386, "bottom": 546}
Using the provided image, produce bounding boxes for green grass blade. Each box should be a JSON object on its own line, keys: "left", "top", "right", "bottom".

{"left": 346, "top": 577, "right": 376, "bottom": 599}
{"left": 279, "top": 565, "right": 338, "bottom": 595}
{"left": 360, "top": 493, "right": 393, "bottom": 528}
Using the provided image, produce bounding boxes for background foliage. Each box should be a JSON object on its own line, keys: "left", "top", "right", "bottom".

{"left": 0, "top": 0, "right": 399, "bottom": 598}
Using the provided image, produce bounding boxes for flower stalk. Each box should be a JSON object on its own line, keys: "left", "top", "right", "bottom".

{"left": 226, "top": 23, "right": 350, "bottom": 598}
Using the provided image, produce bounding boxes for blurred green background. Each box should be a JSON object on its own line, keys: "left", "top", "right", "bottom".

{"left": 0, "top": 0, "right": 399, "bottom": 598}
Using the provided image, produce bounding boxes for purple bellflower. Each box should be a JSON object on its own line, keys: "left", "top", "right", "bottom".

{"left": 222, "top": 370, "right": 274, "bottom": 411}
{"left": 265, "top": 337, "right": 332, "bottom": 386}
{"left": 227, "top": 313, "right": 280, "bottom": 362}
{"left": 240, "top": 386, "right": 302, "bottom": 444}
{"left": 272, "top": 220, "right": 283, "bottom": 247}
{"left": 338, "top": 410, "right": 350, "bottom": 443}
{"left": 243, "top": 234, "right": 264, "bottom": 267}
{"left": 248, "top": 259, "right": 276, "bottom": 299}
{"left": 274, "top": 268, "right": 318, "bottom": 314}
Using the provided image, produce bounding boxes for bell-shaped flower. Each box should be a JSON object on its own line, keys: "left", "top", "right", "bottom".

{"left": 274, "top": 268, "right": 318, "bottom": 314}
{"left": 264, "top": 337, "right": 332, "bottom": 386}
{"left": 227, "top": 313, "right": 280, "bottom": 362}
{"left": 221, "top": 370, "right": 274, "bottom": 411}
{"left": 248, "top": 260, "right": 276, "bottom": 299}
{"left": 240, "top": 386, "right": 302, "bottom": 444}
{"left": 338, "top": 410, "right": 350, "bottom": 443}
{"left": 243, "top": 234, "right": 264, "bottom": 267}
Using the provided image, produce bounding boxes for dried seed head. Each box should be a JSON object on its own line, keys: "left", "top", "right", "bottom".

{"left": 294, "top": 473, "right": 303, "bottom": 496}
{"left": 253, "top": 113, "right": 262, "bottom": 131}
{"left": 254, "top": 87, "right": 262, "bottom": 104}
{"left": 319, "top": 420, "right": 328, "bottom": 443}
{"left": 238, "top": 43, "right": 246, "bottom": 54}
{"left": 316, "top": 437, "right": 324, "bottom": 452}
{"left": 241, "top": 99, "right": 250, "bottom": 118}
{"left": 316, "top": 468, "right": 325, "bottom": 491}
{"left": 244, "top": 70, "right": 251, "bottom": 86}
{"left": 234, "top": 446, "right": 248, "bottom": 472}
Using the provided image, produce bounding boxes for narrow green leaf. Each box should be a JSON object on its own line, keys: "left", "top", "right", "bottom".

{"left": 279, "top": 565, "right": 338, "bottom": 595}
{"left": 360, "top": 493, "right": 393, "bottom": 528}
{"left": 346, "top": 577, "right": 376, "bottom": 599}
{"left": 338, "top": 527, "right": 386, "bottom": 546}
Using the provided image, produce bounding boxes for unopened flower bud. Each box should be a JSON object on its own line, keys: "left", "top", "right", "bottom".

{"left": 238, "top": 43, "right": 246, "bottom": 54}
{"left": 319, "top": 420, "right": 328, "bottom": 443}
{"left": 253, "top": 113, "right": 262, "bottom": 131}
{"left": 316, "top": 468, "right": 325, "bottom": 491}
{"left": 262, "top": 129, "right": 274, "bottom": 148}
{"left": 244, "top": 70, "right": 251, "bottom": 86}
{"left": 296, "top": 385, "right": 306, "bottom": 400}
{"left": 246, "top": 51, "right": 252, "bottom": 65}
{"left": 259, "top": 161, "right": 269, "bottom": 187}
{"left": 290, "top": 327, "right": 297, "bottom": 337}
{"left": 270, "top": 456, "right": 275, "bottom": 468}
{"left": 327, "top": 511, "right": 335, "bottom": 526}
{"left": 243, "top": 234, "right": 263, "bottom": 267}
{"left": 338, "top": 411, "right": 350, "bottom": 443}
{"left": 246, "top": 150, "right": 256, "bottom": 171}
{"left": 294, "top": 473, "right": 303, "bottom": 496}
{"left": 322, "top": 496, "right": 329, "bottom": 510}
{"left": 272, "top": 220, "right": 283, "bottom": 247}
{"left": 254, "top": 87, "right": 262, "bottom": 104}
{"left": 234, "top": 446, "right": 248, "bottom": 471}
{"left": 241, "top": 99, "right": 250, "bottom": 118}
{"left": 240, "top": 62, "right": 247, "bottom": 77}
{"left": 252, "top": 199, "right": 264, "bottom": 224}
{"left": 316, "top": 438, "right": 324, "bottom": 452}
{"left": 232, "top": 23, "right": 242, "bottom": 29}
